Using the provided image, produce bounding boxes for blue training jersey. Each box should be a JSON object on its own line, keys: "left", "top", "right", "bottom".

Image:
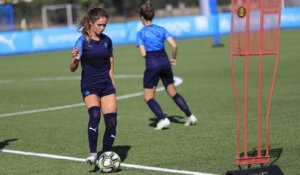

{"left": 136, "top": 24, "right": 171, "bottom": 51}
{"left": 74, "top": 34, "right": 113, "bottom": 86}
{"left": 136, "top": 24, "right": 172, "bottom": 69}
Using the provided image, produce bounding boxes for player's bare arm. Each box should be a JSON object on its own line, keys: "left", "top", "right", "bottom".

{"left": 70, "top": 48, "right": 80, "bottom": 72}
{"left": 138, "top": 45, "right": 146, "bottom": 58}
{"left": 109, "top": 55, "right": 116, "bottom": 88}
{"left": 166, "top": 37, "right": 177, "bottom": 66}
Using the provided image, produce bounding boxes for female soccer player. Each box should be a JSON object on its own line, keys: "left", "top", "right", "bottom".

{"left": 70, "top": 8, "right": 117, "bottom": 164}
{"left": 136, "top": 1, "right": 197, "bottom": 130}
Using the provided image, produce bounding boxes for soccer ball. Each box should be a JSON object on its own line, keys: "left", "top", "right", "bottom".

{"left": 97, "top": 151, "right": 121, "bottom": 173}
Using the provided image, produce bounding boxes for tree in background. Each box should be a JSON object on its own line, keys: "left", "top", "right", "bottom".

{"left": 1, "top": 0, "right": 232, "bottom": 30}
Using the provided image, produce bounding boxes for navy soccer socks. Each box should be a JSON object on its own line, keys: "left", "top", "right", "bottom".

{"left": 172, "top": 93, "right": 192, "bottom": 117}
{"left": 87, "top": 106, "right": 101, "bottom": 153}
{"left": 146, "top": 99, "right": 165, "bottom": 120}
{"left": 88, "top": 107, "right": 117, "bottom": 153}
{"left": 102, "top": 113, "right": 117, "bottom": 152}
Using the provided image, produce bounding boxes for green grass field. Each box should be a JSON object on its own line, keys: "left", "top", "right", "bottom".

{"left": 0, "top": 29, "right": 299, "bottom": 175}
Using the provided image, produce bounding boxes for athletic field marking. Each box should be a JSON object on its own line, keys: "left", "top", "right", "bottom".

{"left": 0, "top": 74, "right": 143, "bottom": 84}
{"left": 0, "top": 75, "right": 182, "bottom": 118}
{"left": 0, "top": 149, "right": 217, "bottom": 175}
{"left": 0, "top": 75, "right": 215, "bottom": 175}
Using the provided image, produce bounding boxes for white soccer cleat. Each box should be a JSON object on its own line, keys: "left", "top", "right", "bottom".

{"left": 86, "top": 153, "right": 97, "bottom": 165}
{"left": 154, "top": 118, "right": 170, "bottom": 130}
{"left": 184, "top": 114, "right": 197, "bottom": 126}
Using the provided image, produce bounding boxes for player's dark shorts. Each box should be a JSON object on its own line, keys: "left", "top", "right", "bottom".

{"left": 81, "top": 82, "right": 115, "bottom": 99}
{"left": 144, "top": 50, "right": 174, "bottom": 89}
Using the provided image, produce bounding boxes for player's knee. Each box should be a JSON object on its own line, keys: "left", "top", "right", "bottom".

{"left": 144, "top": 94, "right": 154, "bottom": 102}
{"left": 88, "top": 106, "right": 101, "bottom": 122}
{"left": 172, "top": 93, "right": 180, "bottom": 99}
{"left": 166, "top": 84, "right": 177, "bottom": 96}
{"left": 144, "top": 97, "right": 150, "bottom": 102}
{"left": 145, "top": 98, "right": 154, "bottom": 103}
{"left": 104, "top": 105, "right": 117, "bottom": 114}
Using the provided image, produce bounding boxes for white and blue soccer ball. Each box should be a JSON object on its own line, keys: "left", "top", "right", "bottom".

{"left": 97, "top": 151, "right": 121, "bottom": 173}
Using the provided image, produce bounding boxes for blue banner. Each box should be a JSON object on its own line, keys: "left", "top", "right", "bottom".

{"left": 281, "top": 7, "right": 300, "bottom": 29}
{"left": 31, "top": 27, "right": 80, "bottom": 52}
{"left": 1, "top": 7, "right": 300, "bottom": 55}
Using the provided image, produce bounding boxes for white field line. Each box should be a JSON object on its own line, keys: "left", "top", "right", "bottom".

{"left": 0, "top": 74, "right": 144, "bottom": 84}
{"left": 0, "top": 149, "right": 217, "bottom": 175}
{"left": 0, "top": 75, "right": 216, "bottom": 175}
{"left": 0, "top": 75, "right": 182, "bottom": 118}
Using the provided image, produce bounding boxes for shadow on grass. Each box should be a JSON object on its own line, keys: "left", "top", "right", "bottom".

{"left": 149, "top": 115, "right": 185, "bottom": 128}
{"left": 89, "top": 145, "right": 131, "bottom": 173}
{"left": 239, "top": 147, "right": 283, "bottom": 168}
{"left": 148, "top": 117, "right": 157, "bottom": 128}
{"left": 0, "top": 138, "right": 18, "bottom": 149}
{"left": 112, "top": 145, "right": 131, "bottom": 162}
{"left": 168, "top": 115, "right": 185, "bottom": 124}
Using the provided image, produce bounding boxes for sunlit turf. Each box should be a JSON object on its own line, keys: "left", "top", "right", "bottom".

{"left": 0, "top": 29, "right": 299, "bottom": 175}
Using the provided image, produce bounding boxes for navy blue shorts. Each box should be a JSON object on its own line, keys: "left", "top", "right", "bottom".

{"left": 143, "top": 66, "right": 174, "bottom": 89}
{"left": 81, "top": 83, "right": 115, "bottom": 99}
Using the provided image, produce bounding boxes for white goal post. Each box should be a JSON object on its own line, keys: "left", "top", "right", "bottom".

{"left": 42, "top": 3, "right": 74, "bottom": 28}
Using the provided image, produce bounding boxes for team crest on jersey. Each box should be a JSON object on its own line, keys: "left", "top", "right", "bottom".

{"left": 84, "top": 90, "right": 91, "bottom": 96}
{"left": 104, "top": 42, "right": 108, "bottom": 49}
